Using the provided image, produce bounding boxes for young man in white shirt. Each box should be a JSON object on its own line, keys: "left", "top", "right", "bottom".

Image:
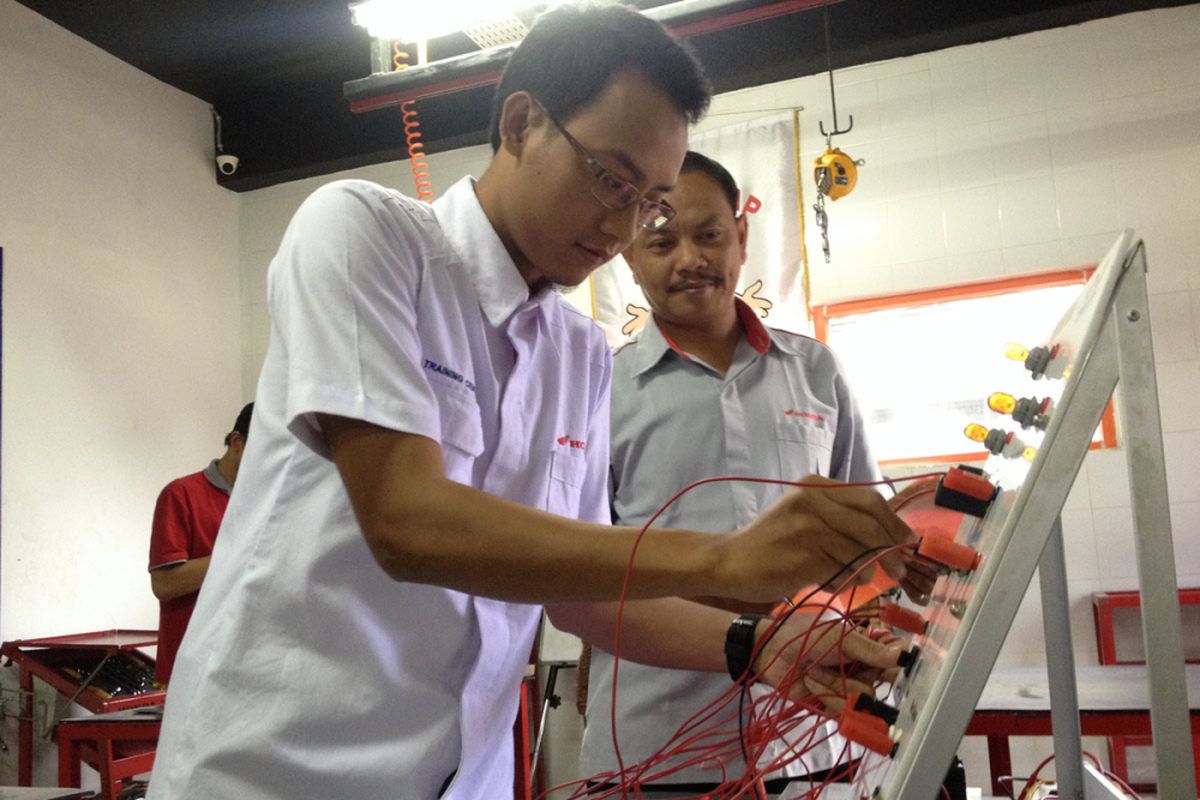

{"left": 148, "top": 8, "right": 916, "bottom": 799}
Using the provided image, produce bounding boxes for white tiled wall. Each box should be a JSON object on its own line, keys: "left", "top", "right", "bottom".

{"left": 237, "top": 5, "right": 1200, "bottom": 792}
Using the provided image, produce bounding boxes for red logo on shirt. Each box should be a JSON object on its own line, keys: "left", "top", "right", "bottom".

{"left": 557, "top": 435, "right": 587, "bottom": 451}
{"left": 785, "top": 410, "right": 826, "bottom": 421}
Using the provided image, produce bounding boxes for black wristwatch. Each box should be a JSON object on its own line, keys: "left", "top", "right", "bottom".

{"left": 724, "top": 613, "right": 767, "bottom": 683}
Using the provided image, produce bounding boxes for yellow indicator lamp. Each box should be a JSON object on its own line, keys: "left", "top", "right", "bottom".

{"left": 1022, "top": 446, "right": 1037, "bottom": 462}
{"left": 988, "top": 392, "right": 1017, "bottom": 415}
{"left": 964, "top": 423, "right": 989, "bottom": 443}
{"left": 1004, "top": 343, "right": 1029, "bottom": 362}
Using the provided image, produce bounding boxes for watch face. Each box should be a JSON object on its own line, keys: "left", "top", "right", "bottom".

{"left": 725, "top": 613, "right": 766, "bottom": 682}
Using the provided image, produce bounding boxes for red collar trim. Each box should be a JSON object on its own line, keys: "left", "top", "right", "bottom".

{"left": 736, "top": 298, "right": 771, "bottom": 354}
{"left": 657, "top": 300, "right": 771, "bottom": 359}
{"left": 660, "top": 330, "right": 693, "bottom": 361}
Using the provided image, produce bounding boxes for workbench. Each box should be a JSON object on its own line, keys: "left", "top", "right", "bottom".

{"left": 966, "top": 664, "right": 1200, "bottom": 796}
{"left": 0, "top": 631, "right": 163, "bottom": 786}
{"left": 55, "top": 707, "right": 161, "bottom": 800}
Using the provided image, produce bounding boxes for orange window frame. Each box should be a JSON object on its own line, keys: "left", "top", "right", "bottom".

{"left": 812, "top": 267, "right": 1118, "bottom": 466}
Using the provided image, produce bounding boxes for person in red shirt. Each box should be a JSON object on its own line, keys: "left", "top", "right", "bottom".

{"left": 148, "top": 402, "right": 253, "bottom": 684}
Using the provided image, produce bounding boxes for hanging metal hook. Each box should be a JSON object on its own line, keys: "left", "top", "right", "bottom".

{"left": 817, "top": 4, "right": 853, "bottom": 140}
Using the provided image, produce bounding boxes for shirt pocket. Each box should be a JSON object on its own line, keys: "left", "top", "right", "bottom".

{"left": 545, "top": 449, "right": 587, "bottom": 518}
{"left": 438, "top": 386, "right": 484, "bottom": 482}
{"left": 776, "top": 419, "right": 836, "bottom": 479}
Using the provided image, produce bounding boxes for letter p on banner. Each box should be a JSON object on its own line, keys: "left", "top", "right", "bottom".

{"left": 741, "top": 194, "right": 762, "bottom": 216}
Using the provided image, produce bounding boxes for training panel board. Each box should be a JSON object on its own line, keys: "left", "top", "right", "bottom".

{"left": 862, "top": 230, "right": 1142, "bottom": 799}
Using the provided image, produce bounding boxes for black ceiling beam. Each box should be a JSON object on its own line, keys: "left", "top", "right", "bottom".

{"left": 15, "top": 0, "right": 1193, "bottom": 191}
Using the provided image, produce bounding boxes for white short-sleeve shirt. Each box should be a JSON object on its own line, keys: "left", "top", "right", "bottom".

{"left": 148, "top": 178, "right": 612, "bottom": 800}
{"left": 580, "top": 302, "right": 879, "bottom": 785}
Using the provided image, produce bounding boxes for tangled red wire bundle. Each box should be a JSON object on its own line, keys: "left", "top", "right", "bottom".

{"left": 540, "top": 473, "right": 945, "bottom": 800}
{"left": 1012, "top": 752, "right": 1141, "bottom": 800}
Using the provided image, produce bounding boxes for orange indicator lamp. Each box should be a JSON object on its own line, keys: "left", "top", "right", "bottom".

{"left": 988, "top": 392, "right": 1017, "bottom": 415}
{"left": 964, "top": 423, "right": 989, "bottom": 443}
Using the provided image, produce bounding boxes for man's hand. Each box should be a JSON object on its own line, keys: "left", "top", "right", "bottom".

{"left": 751, "top": 613, "right": 904, "bottom": 713}
{"left": 888, "top": 476, "right": 945, "bottom": 604}
{"left": 715, "top": 475, "right": 915, "bottom": 604}
{"left": 897, "top": 558, "right": 939, "bottom": 604}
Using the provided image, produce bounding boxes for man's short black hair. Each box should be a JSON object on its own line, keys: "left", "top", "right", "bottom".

{"left": 680, "top": 150, "right": 740, "bottom": 216}
{"left": 489, "top": 3, "right": 711, "bottom": 152}
{"left": 225, "top": 402, "right": 254, "bottom": 447}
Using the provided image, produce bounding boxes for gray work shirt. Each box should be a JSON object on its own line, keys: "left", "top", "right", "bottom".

{"left": 581, "top": 301, "right": 881, "bottom": 783}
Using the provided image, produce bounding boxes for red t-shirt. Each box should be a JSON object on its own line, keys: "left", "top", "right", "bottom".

{"left": 148, "top": 469, "right": 229, "bottom": 683}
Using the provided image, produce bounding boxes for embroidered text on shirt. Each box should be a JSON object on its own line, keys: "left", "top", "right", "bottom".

{"left": 784, "top": 410, "right": 825, "bottom": 421}
{"left": 423, "top": 359, "right": 476, "bottom": 392}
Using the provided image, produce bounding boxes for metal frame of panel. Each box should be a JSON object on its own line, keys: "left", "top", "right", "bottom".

{"left": 861, "top": 231, "right": 1195, "bottom": 799}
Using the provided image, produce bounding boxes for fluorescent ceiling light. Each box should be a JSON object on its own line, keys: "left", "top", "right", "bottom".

{"left": 349, "top": 0, "right": 566, "bottom": 42}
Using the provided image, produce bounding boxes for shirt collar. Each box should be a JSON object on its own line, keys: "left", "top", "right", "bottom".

{"left": 433, "top": 177, "right": 535, "bottom": 328}
{"left": 735, "top": 297, "right": 772, "bottom": 355}
{"left": 629, "top": 297, "right": 774, "bottom": 377}
{"left": 203, "top": 459, "right": 233, "bottom": 495}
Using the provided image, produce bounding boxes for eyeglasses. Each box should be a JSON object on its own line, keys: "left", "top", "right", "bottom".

{"left": 533, "top": 98, "right": 676, "bottom": 232}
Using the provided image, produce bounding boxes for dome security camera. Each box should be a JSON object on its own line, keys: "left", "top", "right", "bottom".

{"left": 216, "top": 154, "right": 239, "bottom": 176}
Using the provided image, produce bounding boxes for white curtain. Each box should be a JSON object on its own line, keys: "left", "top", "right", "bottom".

{"left": 588, "top": 110, "right": 810, "bottom": 346}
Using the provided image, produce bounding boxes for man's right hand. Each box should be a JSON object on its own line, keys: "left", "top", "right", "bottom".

{"left": 714, "top": 475, "right": 915, "bottom": 604}
{"left": 752, "top": 612, "right": 905, "bottom": 714}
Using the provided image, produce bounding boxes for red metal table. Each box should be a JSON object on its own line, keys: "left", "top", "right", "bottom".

{"left": 1092, "top": 588, "right": 1200, "bottom": 666}
{"left": 1089, "top": 587, "right": 1200, "bottom": 789}
{"left": 966, "top": 664, "right": 1200, "bottom": 796}
{"left": 0, "top": 630, "right": 164, "bottom": 786}
{"left": 56, "top": 707, "right": 161, "bottom": 800}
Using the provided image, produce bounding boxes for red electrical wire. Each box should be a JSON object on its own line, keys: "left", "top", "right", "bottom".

{"left": 544, "top": 554, "right": 906, "bottom": 796}
{"left": 538, "top": 472, "right": 944, "bottom": 799}
{"left": 610, "top": 475, "right": 933, "bottom": 787}
{"left": 1083, "top": 752, "right": 1141, "bottom": 798}
{"left": 890, "top": 486, "right": 938, "bottom": 513}
{"left": 1017, "top": 751, "right": 1142, "bottom": 799}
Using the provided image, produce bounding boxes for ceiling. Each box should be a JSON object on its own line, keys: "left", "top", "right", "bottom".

{"left": 16, "top": 0, "right": 1190, "bottom": 191}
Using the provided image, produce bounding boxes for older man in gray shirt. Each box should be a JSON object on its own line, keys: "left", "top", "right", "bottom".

{"left": 579, "top": 151, "right": 933, "bottom": 794}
